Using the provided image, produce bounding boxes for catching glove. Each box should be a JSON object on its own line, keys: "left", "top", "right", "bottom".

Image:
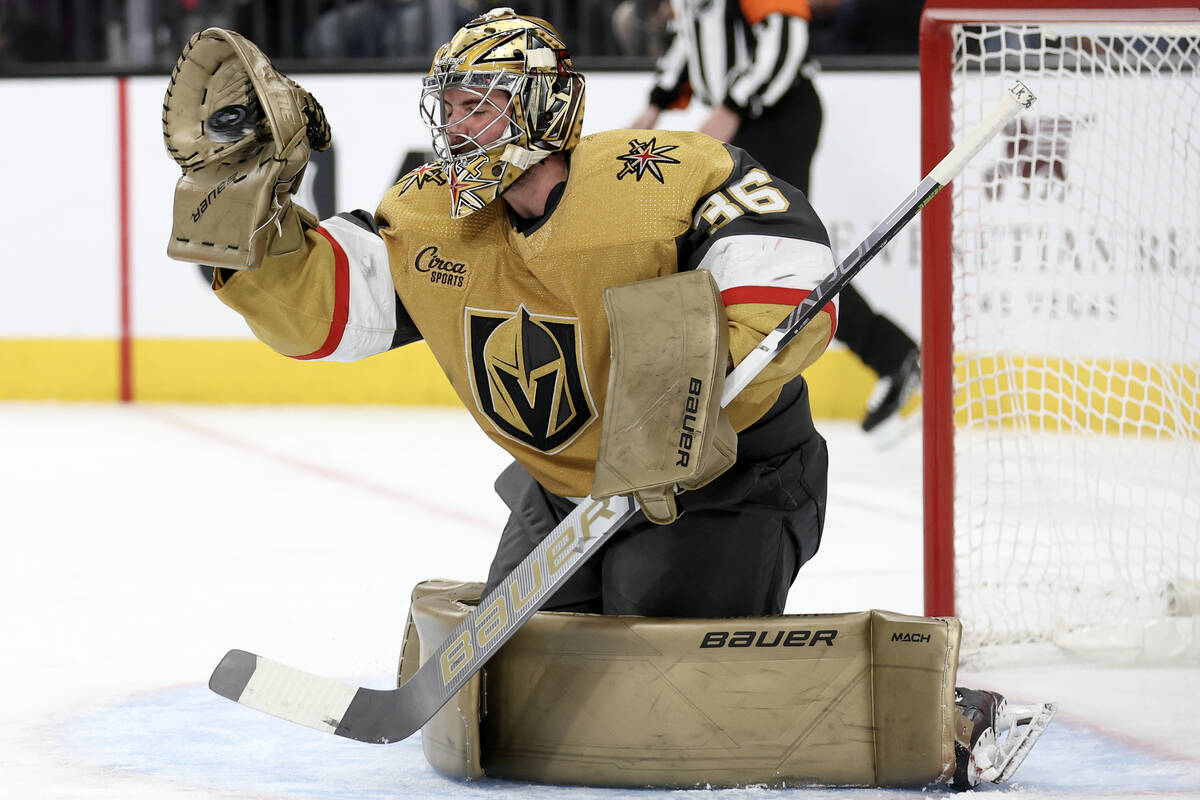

{"left": 163, "top": 27, "right": 331, "bottom": 270}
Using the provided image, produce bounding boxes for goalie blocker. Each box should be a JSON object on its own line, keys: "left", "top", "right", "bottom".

{"left": 398, "top": 580, "right": 1055, "bottom": 789}
{"left": 591, "top": 270, "right": 737, "bottom": 525}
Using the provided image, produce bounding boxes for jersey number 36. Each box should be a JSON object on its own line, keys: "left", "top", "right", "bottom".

{"left": 693, "top": 168, "right": 790, "bottom": 234}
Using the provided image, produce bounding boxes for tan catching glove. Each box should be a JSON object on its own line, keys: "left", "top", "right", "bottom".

{"left": 163, "top": 27, "right": 331, "bottom": 270}
{"left": 591, "top": 270, "right": 737, "bottom": 525}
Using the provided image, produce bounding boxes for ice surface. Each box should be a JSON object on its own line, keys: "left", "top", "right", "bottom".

{"left": 1, "top": 403, "right": 1196, "bottom": 799}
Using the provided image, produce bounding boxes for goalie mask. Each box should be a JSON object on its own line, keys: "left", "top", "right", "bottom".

{"left": 419, "top": 7, "right": 586, "bottom": 218}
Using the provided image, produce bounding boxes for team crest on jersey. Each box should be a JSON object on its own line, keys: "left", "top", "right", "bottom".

{"left": 448, "top": 154, "right": 502, "bottom": 217}
{"left": 616, "top": 137, "right": 681, "bottom": 183}
{"left": 397, "top": 162, "right": 446, "bottom": 195}
{"left": 466, "top": 305, "right": 595, "bottom": 453}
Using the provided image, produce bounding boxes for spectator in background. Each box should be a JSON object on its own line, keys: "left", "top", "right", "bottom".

{"left": 0, "top": 1, "right": 67, "bottom": 63}
{"left": 611, "top": 0, "right": 674, "bottom": 57}
{"left": 630, "top": 0, "right": 921, "bottom": 436}
{"left": 822, "top": 0, "right": 922, "bottom": 55}
{"left": 609, "top": 0, "right": 676, "bottom": 57}
{"left": 304, "top": 0, "right": 419, "bottom": 57}
{"left": 302, "top": 0, "right": 482, "bottom": 58}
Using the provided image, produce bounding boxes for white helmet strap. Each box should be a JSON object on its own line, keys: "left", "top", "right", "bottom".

{"left": 524, "top": 48, "right": 557, "bottom": 69}
{"left": 501, "top": 144, "right": 552, "bottom": 170}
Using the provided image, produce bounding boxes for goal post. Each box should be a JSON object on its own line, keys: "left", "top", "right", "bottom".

{"left": 920, "top": 1, "right": 1200, "bottom": 660}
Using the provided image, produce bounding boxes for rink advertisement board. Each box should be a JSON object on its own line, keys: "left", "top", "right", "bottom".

{"left": 0, "top": 71, "right": 920, "bottom": 411}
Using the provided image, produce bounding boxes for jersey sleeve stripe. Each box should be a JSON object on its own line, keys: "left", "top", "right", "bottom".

{"left": 721, "top": 286, "right": 837, "bottom": 340}
{"left": 698, "top": 234, "right": 834, "bottom": 293}
{"left": 302, "top": 214, "right": 406, "bottom": 362}
{"left": 291, "top": 225, "right": 351, "bottom": 361}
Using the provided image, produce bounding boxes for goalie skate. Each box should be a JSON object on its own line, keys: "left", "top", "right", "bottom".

{"left": 952, "top": 687, "right": 1057, "bottom": 790}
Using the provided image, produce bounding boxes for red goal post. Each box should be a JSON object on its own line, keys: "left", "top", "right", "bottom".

{"left": 919, "top": 1, "right": 1200, "bottom": 658}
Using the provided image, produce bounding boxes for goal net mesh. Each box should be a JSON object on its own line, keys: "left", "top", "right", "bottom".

{"left": 945, "top": 20, "right": 1200, "bottom": 660}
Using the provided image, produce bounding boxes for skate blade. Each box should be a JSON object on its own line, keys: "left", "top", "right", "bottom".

{"left": 979, "top": 702, "right": 1058, "bottom": 783}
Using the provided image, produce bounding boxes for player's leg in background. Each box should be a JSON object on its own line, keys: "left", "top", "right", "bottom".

{"left": 733, "top": 78, "right": 920, "bottom": 435}
{"left": 836, "top": 284, "right": 920, "bottom": 433}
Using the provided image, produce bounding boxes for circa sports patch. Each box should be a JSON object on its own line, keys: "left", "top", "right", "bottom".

{"left": 411, "top": 244, "right": 468, "bottom": 289}
{"left": 465, "top": 305, "right": 596, "bottom": 453}
{"left": 616, "top": 137, "right": 681, "bottom": 183}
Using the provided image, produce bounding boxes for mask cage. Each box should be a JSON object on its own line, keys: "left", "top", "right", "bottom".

{"left": 420, "top": 70, "right": 524, "bottom": 163}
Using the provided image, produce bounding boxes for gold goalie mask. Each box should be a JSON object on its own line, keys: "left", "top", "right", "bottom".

{"left": 419, "top": 7, "right": 586, "bottom": 218}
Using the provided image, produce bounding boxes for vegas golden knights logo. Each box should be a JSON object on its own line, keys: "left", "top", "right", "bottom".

{"left": 467, "top": 305, "right": 595, "bottom": 453}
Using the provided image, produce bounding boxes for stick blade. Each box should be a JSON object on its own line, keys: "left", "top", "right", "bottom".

{"left": 209, "top": 648, "right": 257, "bottom": 701}
{"left": 209, "top": 649, "right": 362, "bottom": 738}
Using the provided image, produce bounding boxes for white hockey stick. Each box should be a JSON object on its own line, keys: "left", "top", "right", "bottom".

{"left": 208, "top": 80, "right": 1037, "bottom": 744}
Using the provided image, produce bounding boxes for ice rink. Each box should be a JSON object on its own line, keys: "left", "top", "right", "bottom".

{"left": 2, "top": 402, "right": 1197, "bottom": 799}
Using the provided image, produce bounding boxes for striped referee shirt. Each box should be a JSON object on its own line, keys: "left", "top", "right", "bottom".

{"left": 649, "top": 0, "right": 811, "bottom": 119}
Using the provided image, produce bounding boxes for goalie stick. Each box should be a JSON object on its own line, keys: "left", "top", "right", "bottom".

{"left": 208, "top": 80, "right": 1038, "bottom": 745}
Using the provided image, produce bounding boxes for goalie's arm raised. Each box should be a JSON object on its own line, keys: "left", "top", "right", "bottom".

{"left": 163, "top": 28, "right": 421, "bottom": 361}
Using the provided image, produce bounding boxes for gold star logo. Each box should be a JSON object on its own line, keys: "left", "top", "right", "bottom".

{"left": 616, "top": 137, "right": 681, "bottom": 183}
{"left": 397, "top": 162, "right": 446, "bottom": 195}
{"left": 448, "top": 155, "right": 501, "bottom": 217}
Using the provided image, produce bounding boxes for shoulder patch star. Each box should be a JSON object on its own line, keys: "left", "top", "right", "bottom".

{"left": 397, "top": 162, "right": 446, "bottom": 195}
{"left": 616, "top": 137, "right": 681, "bottom": 183}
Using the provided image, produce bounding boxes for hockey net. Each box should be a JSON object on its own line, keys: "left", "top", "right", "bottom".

{"left": 920, "top": 4, "right": 1200, "bottom": 663}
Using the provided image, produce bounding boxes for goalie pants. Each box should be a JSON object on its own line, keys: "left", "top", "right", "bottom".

{"left": 483, "top": 375, "right": 828, "bottom": 617}
{"left": 733, "top": 77, "right": 917, "bottom": 379}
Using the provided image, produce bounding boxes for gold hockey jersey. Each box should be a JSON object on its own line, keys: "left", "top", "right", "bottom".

{"left": 214, "top": 129, "right": 836, "bottom": 497}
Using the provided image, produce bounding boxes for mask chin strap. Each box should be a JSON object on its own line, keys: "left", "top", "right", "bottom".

{"left": 500, "top": 145, "right": 551, "bottom": 170}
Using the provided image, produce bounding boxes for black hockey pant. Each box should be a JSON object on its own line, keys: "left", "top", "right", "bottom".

{"left": 483, "top": 381, "right": 828, "bottom": 617}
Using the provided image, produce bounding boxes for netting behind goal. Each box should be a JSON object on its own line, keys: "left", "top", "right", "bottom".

{"left": 920, "top": 4, "right": 1200, "bottom": 661}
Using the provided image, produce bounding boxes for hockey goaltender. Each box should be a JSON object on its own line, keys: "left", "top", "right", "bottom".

{"left": 162, "top": 6, "right": 1054, "bottom": 791}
